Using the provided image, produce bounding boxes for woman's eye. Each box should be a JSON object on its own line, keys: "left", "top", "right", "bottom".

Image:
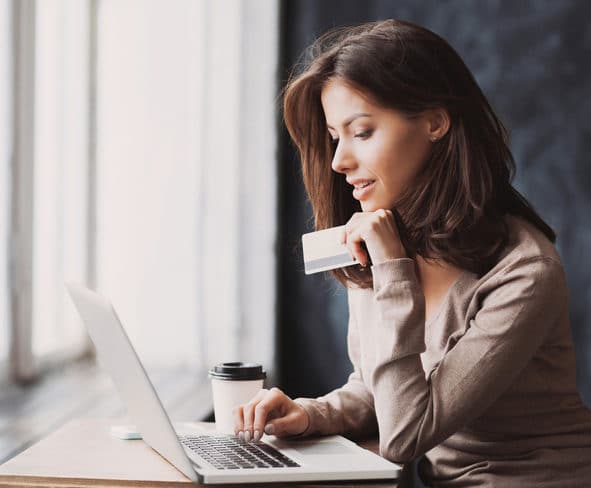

{"left": 354, "top": 130, "right": 372, "bottom": 139}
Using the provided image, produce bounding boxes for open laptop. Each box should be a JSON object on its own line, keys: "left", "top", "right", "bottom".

{"left": 66, "top": 284, "right": 401, "bottom": 484}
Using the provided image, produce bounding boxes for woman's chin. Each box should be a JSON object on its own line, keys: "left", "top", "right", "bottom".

{"left": 360, "top": 196, "right": 398, "bottom": 213}
{"left": 361, "top": 201, "right": 387, "bottom": 212}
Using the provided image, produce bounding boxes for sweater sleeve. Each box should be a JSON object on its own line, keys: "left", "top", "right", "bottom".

{"left": 366, "top": 256, "right": 568, "bottom": 464}
{"left": 293, "top": 295, "right": 378, "bottom": 440}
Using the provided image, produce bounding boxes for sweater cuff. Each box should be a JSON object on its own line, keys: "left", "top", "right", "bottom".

{"left": 371, "top": 258, "right": 418, "bottom": 292}
{"left": 292, "top": 398, "right": 323, "bottom": 437}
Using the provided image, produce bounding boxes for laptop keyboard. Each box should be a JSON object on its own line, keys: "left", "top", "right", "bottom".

{"left": 179, "top": 434, "right": 301, "bottom": 470}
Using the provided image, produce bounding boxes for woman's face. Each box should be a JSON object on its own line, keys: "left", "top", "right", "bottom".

{"left": 321, "top": 79, "right": 437, "bottom": 212}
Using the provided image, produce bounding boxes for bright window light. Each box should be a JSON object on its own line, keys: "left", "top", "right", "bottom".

{"left": 95, "top": 0, "right": 203, "bottom": 367}
{"left": 32, "top": 0, "right": 90, "bottom": 359}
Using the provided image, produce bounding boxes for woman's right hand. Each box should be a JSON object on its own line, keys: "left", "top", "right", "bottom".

{"left": 232, "top": 387, "right": 310, "bottom": 442}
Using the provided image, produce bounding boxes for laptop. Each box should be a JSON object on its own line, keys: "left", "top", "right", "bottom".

{"left": 66, "top": 283, "right": 401, "bottom": 484}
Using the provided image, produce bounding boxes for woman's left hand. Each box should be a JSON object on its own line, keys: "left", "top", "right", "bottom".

{"left": 341, "top": 209, "right": 407, "bottom": 267}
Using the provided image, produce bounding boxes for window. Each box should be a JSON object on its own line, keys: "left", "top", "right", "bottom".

{"left": 9, "top": 0, "right": 92, "bottom": 382}
{"left": 94, "top": 0, "right": 204, "bottom": 367}
{"left": 7, "top": 0, "right": 279, "bottom": 382}
{"left": 32, "top": 0, "right": 91, "bottom": 362}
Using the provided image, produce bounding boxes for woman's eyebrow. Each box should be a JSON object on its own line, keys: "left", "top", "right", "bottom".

{"left": 326, "top": 113, "right": 372, "bottom": 130}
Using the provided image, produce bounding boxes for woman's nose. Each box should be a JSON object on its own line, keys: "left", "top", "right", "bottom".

{"left": 331, "top": 142, "right": 356, "bottom": 174}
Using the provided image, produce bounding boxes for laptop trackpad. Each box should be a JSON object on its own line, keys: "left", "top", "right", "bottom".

{"left": 290, "top": 440, "right": 356, "bottom": 456}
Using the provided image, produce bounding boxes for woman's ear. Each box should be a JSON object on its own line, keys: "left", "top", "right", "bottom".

{"left": 426, "top": 108, "right": 451, "bottom": 142}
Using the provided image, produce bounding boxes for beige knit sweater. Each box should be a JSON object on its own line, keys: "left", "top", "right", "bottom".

{"left": 295, "top": 215, "right": 591, "bottom": 487}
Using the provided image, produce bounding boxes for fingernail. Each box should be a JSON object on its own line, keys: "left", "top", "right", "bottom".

{"left": 253, "top": 430, "right": 261, "bottom": 442}
{"left": 238, "top": 431, "right": 245, "bottom": 441}
{"left": 244, "top": 430, "right": 251, "bottom": 442}
{"left": 264, "top": 423, "right": 274, "bottom": 435}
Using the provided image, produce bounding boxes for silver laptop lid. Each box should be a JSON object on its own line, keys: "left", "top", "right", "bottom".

{"left": 66, "top": 283, "right": 198, "bottom": 482}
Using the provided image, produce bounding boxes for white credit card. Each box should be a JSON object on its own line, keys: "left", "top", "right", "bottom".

{"left": 302, "top": 225, "right": 357, "bottom": 275}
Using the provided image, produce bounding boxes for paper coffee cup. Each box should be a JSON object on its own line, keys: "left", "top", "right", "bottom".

{"left": 209, "top": 362, "right": 266, "bottom": 434}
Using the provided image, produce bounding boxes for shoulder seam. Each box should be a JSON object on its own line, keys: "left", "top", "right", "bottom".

{"left": 501, "top": 254, "right": 562, "bottom": 273}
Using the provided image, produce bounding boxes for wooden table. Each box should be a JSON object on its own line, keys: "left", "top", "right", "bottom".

{"left": 0, "top": 419, "right": 408, "bottom": 487}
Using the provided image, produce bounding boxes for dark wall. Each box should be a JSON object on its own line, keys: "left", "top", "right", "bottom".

{"left": 277, "top": 0, "right": 591, "bottom": 406}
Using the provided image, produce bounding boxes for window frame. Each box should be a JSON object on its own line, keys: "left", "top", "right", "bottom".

{"left": 10, "top": 0, "right": 37, "bottom": 381}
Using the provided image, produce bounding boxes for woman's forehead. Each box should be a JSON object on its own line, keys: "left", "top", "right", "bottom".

{"left": 321, "top": 80, "right": 378, "bottom": 123}
{"left": 321, "top": 79, "right": 372, "bottom": 105}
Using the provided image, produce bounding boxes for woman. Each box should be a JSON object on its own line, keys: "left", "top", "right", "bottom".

{"left": 233, "top": 19, "right": 591, "bottom": 486}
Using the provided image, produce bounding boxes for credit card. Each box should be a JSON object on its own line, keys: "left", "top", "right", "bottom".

{"left": 302, "top": 225, "right": 357, "bottom": 275}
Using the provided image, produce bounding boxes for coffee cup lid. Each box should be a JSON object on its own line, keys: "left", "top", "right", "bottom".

{"left": 209, "top": 362, "right": 266, "bottom": 381}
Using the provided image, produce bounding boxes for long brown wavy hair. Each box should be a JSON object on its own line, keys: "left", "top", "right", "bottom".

{"left": 282, "top": 19, "right": 555, "bottom": 288}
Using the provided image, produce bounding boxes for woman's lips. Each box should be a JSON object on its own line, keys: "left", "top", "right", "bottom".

{"left": 352, "top": 181, "right": 376, "bottom": 200}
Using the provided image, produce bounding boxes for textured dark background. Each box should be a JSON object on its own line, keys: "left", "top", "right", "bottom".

{"left": 277, "top": 0, "right": 591, "bottom": 407}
